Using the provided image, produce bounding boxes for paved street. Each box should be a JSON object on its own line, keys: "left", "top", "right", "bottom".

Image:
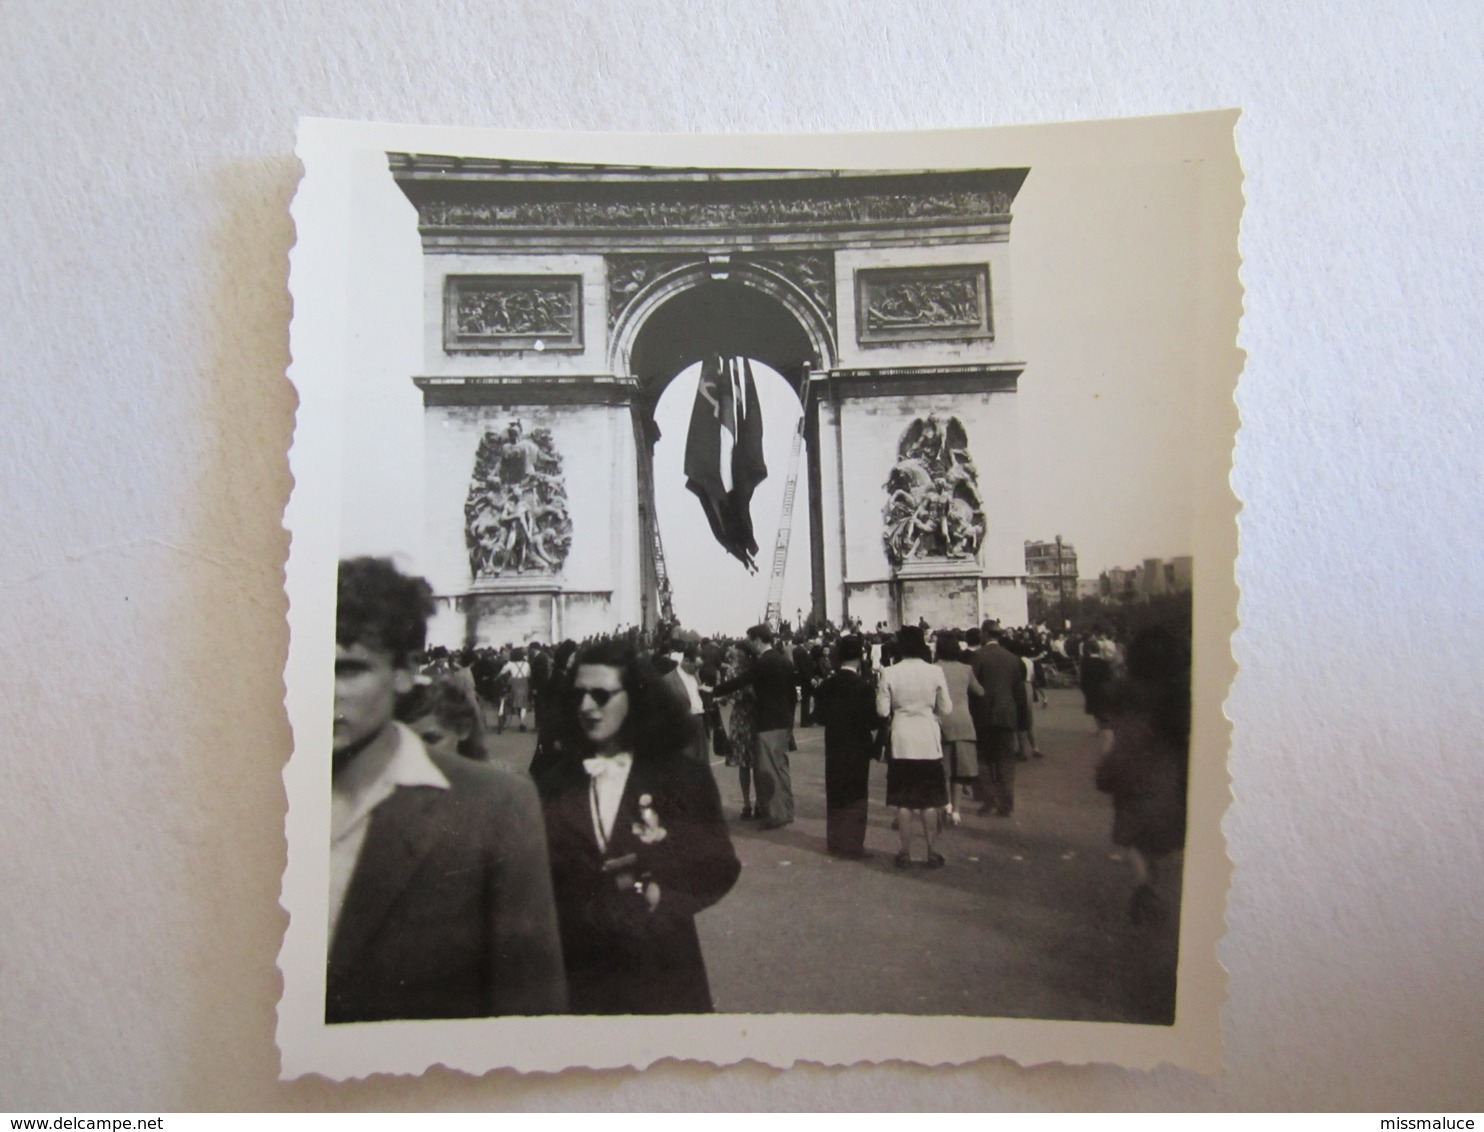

{"left": 485, "top": 687, "right": 1180, "bottom": 1023}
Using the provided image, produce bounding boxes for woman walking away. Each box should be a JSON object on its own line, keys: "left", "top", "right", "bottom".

{"left": 933, "top": 632, "right": 982, "bottom": 825}
{"left": 718, "top": 640, "right": 760, "bottom": 820}
{"left": 505, "top": 647, "right": 532, "bottom": 732}
{"left": 876, "top": 624, "right": 952, "bottom": 869}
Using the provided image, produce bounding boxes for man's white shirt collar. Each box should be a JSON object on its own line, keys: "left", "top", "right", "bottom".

{"left": 332, "top": 721, "right": 450, "bottom": 844}
{"left": 329, "top": 722, "right": 450, "bottom": 943}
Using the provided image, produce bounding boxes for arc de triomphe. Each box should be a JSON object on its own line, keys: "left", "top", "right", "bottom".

{"left": 389, "top": 155, "right": 1030, "bottom": 644}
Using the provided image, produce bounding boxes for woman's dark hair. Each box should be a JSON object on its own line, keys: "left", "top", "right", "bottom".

{"left": 561, "top": 638, "right": 692, "bottom": 760}
{"left": 896, "top": 624, "right": 932, "bottom": 662}
{"left": 934, "top": 632, "right": 962, "bottom": 663}
{"left": 1126, "top": 626, "right": 1187, "bottom": 684}
{"left": 552, "top": 638, "right": 579, "bottom": 675}
{"left": 396, "top": 678, "right": 486, "bottom": 761}
{"left": 1108, "top": 626, "right": 1191, "bottom": 750}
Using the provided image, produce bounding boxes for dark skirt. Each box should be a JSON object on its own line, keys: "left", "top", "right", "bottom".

{"left": 886, "top": 757, "right": 948, "bottom": 809}
{"left": 1081, "top": 658, "right": 1115, "bottom": 723}
{"left": 945, "top": 739, "right": 979, "bottom": 783}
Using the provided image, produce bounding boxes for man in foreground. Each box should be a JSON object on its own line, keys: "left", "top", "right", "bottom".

{"left": 327, "top": 557, "right": 567, "bottom": 1022}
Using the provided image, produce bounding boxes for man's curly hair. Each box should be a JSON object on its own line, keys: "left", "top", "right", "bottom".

{"left": 336, "top": 557, "right": 436, "bottom": 664}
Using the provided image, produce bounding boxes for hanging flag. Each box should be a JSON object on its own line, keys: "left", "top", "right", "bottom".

{"left": 717, "top": 353, "right": 737, "bottom": 493}
{"left": 728, "top": 357, "right": 769, "bottom": 568}
{"left": 684, "top": 354, "right": 746, "bottom": 566}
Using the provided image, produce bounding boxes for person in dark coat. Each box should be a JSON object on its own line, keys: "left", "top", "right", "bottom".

{"left": 812, "top": 635, "right": 881, "bottom": 859}
{"left": 713, "top": 624, "right": 797, "bottom": 829}
{"left": 792, "top": 637, "right": 818, "bottom": 726}
{"left": 1095, "top": 626, "right": 1190, "bottom": 925}
{"left": 536, "top": 639, "right": 741, "bottom": 1014}
{"left": 1080, "top": 625, "right": 1120, "bottom": 749}
{"left": 969, "top": 619, "right": 1026, "bottom": 817}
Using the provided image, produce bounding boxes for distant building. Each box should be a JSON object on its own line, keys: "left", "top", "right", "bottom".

{"left": 1142, "top": 558, "right": 1168, "bottom": 597}
{"left": 1102, "top": 566, "right": 1137, "bottom": 599}
{"left": 1169, "top": 555, "right": 1194, "bottom": 592}
{"left": 1025, "top": 538, "right": 1078, "bottom": 611}
{"left": 1076, "top": 578, "right": 1102, "bottom": 599}
{"left": 1099, "top": 555, "right": 1193, "bottom": 601}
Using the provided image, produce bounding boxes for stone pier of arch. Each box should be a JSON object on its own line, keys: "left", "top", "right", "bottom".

{"left": 390, "top": 156, "right": 1032, "bottom": 645}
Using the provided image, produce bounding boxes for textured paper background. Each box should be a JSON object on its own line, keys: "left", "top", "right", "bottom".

{"left": 2, "top": 0, "right": 1481, "bottom": 1111}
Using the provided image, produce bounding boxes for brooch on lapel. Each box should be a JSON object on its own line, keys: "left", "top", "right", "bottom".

{"left": 632, "top": 793, "right": 668, "bottom": 845}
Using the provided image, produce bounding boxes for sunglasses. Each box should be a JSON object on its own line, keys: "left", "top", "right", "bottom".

{"left": 573, "top": 686, "right": 624, "bottom": 707}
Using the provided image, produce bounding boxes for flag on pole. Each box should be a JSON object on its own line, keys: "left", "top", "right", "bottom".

{"left": 684, "top": 355, "right": 768, "bottom": 570}
{"left": 728, "top": 357, "right": 768, "bottom": 567}
{"left": 684, "top": 354, "right": 735, "bottom": 559}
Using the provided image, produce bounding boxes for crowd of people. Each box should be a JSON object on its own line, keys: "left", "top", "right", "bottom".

{"left": 328, "top": 556, "right": 1190, "bottom": 1024}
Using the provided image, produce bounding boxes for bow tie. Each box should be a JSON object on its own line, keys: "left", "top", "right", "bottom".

{"left": 583, "top": 753, "right": 632, "bottom": 778}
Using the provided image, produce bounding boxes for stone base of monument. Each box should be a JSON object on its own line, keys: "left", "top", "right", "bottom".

{"left": 436, "top": 578, "right": 611, "bottom": 649}
{"left": 842, "top": 561, "right": 1027, "bottom": 633}
{"left": 893, "top": 559, "right": 984, "bottom": 631}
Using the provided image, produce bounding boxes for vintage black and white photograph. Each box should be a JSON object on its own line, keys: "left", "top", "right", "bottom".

{"left": 279, "top": 115, "right": 1241, "bottom": 1077}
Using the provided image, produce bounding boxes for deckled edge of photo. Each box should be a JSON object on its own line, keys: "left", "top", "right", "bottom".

{"left": 276, "top": 111, "right": 1244, "bottom": 1080}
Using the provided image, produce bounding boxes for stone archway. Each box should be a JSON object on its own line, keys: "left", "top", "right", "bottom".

{"left": 391, "top": 155, "right": 1032, "bottom": 645}
{"left": 618, "top": 268, "right": 834, "bottom": 630}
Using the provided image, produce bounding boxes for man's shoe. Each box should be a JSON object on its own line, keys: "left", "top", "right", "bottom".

{"left": 894, "top": 851, "right": 912, "bottom": 869}
{"left": 925, "top": 852, "right": 947, "bottom": 869}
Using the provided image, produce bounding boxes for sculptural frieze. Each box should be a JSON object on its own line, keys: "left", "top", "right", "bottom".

{"left": 858, "top": 265, "right": 992, "bottom": 343}
{"left": 744, "top": 252, "right": 835, "bottom": 317}
{"left": 606, "top": 255, "right": 701, "bottom": 328}
{"left": 465, "top": 421, "right": 573, "bottom": 579}
{"left": 420, "top": 189, "right": 1013, "bottom": 232}
{"left": 446, "top": 276, "right": 581, "bottom": 349}
{"left": 883, "top": 415, "right": 986, "bottom": 568}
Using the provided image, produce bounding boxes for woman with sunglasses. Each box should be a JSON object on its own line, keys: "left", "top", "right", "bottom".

{"left": 536, "top": 639, "right": 742, "bottom": 1014}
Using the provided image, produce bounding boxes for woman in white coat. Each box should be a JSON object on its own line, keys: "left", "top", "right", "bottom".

{"left": 876, "top": 624, "right": 953, "bottom": 868}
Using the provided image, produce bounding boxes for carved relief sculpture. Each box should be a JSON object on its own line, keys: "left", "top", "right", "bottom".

{"left": 445, "top": 276, "right": 582, "bottom": 351}
{"left": 421, "top": 189, "right": 1014, "bottom": 232}
{"left": 857, "top": 264, "right": 993, "bottom": 343}
{"left": 465, "top": 421, "right": 573, "bottom": 579}
{"left": 883, "top": 415, "right": 986, "bottom": 567}
{"left": 606, "top": 255, "right": 701, "bottom": 328}
{"left": 744, "top": 252, "right": 836, "bottom": 318}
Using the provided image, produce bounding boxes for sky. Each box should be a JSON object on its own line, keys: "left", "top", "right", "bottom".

{"left": 336, "top": 148, "right": 1205, "bottom": 634}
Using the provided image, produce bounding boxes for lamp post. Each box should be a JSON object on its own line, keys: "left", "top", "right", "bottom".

{"left": 1055, "top": 534, "right": 1067, "bottom": 627}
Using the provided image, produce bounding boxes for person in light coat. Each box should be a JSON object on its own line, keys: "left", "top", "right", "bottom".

{"left": 875, "top": 624, "right": 952, "bottom": 868}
